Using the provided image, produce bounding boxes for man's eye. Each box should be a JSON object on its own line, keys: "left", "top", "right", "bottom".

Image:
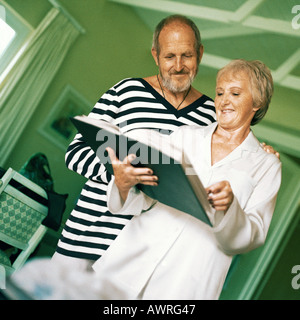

{"left": 216, "top": 93, "right": 223, "bottom": 96}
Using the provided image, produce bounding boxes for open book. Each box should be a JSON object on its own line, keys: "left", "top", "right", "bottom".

{"left": 70, "top": 115, "right": 212, "bottom": 226}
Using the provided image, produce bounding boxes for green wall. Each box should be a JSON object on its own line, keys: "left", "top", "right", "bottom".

{"left": 4, "top": 0, "right": 157, "bottom": 250}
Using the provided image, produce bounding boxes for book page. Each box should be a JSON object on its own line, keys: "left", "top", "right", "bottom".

{"left": 126, "top": 129, "right": 183, "bottom": 163}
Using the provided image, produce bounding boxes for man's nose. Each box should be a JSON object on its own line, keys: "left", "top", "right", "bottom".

{"left": 174, "top": 57, "right": 184, "bottom": 72}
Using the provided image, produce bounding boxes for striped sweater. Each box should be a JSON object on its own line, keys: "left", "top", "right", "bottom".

{"left": 56, "top": 78, "right": 216, "bottom": 260}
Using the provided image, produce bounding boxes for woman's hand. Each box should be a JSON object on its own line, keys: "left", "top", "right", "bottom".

{"left": 206, "top": 180, "right": 234, "bottom": 214}
{"left": 106, "top": 147, "right": 158, "bottom": 201}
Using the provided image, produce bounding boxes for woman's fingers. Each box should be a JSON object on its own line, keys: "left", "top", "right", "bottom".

{"left": 206, "top": 180, "right": 233, "bottom": 213}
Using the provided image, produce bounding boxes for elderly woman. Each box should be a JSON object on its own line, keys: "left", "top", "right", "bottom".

{"left": 92, "top": 59, "right": 282, "bottom": 300}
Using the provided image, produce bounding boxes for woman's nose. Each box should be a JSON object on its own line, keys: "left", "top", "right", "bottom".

{"left": 221, "top": 93, "right": 230, "bottom": 106}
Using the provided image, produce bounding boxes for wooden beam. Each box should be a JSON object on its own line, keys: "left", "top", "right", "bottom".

{"left": 231, "top": 0, "right": 264, "bottom": 22}
{"left": 201, "top": 25, "right": 263, "bottom": 40}
{"left": 109, "top": 0, "right": 300, "bottom": 92}
{"left": 279, "top": 74, "right": 300, "bottom": 92}
{"left": 272, "top": 49, "right": 300, "bottom": 81}
{"left": 201, "top": 53, "right": 231, "bottom": 69}
{"left": 243, "top": 15, "right": 300, "bottom": 37}
{"left": 109, "top": 0, "right": 232, "bottom": 22}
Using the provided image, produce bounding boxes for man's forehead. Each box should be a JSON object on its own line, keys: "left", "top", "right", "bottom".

{"left": 160, "top": 21, "right": 194, "bottom": 36}
{"left": 158, "top": 22, "right": 196, "bottom": 48}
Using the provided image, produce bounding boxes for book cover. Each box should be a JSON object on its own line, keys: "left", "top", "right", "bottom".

{"left": 70, "top": 116, "right": 212, "bottom": 226}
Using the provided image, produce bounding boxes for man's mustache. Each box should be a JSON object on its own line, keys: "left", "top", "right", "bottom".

{"left": 169, "top": 70, "right": 189, "bottom": 75}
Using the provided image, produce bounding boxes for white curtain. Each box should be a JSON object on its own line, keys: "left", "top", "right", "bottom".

{"left": 0, "top": 7, "right": 81, "bottom": 165}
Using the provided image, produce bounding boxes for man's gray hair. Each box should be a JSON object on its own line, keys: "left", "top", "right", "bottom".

{"left": 152, "top": 15, "right": 202, "bottom": 63}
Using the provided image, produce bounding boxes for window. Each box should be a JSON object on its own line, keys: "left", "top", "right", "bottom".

{"left": 0, "top": 1, "right": 32, "bottom": 78}
{"left": 0, "top": 16, "right": 15, "bottom": 55}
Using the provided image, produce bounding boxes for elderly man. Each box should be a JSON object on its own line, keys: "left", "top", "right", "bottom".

{"left": 53, "top": 15, "right": 276, "bottom": 271}
{"left": 54, "top": 15, "right": 215, "bottom": 268}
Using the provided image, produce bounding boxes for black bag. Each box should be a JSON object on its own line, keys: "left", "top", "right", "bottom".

{"left": 19, "top": 153, "right": 68, "bottom": 231}
{"left": 42, "top": 191, "right": 68, "bottom": 231}
{"left": 19, "top": 153, "right": 54, "bottom": 192}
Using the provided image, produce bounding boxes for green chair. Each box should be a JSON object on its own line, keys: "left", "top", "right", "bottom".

{"left": 0, "top": 168, "right": 48, "bottom": 276}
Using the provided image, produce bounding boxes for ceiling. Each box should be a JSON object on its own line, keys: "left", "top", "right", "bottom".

{"left": 109, "top": 0, "right": 300, "bottom": 92}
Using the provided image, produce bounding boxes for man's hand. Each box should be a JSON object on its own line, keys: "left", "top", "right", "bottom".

{"left": 206, "top": 180, "right": 233, "bottom": 213}
{"left": 106, "top": 147, "right": 158, "bottom": 201}
{"left": 261, "top": 142, "right": 280, "bottom": 159}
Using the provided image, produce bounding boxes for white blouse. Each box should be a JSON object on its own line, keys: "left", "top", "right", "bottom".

{"left": 92, "top": 123, "right": 282, "bottom": 300}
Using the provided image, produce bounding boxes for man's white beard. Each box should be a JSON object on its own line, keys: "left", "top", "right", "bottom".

{"left": 161, "top": 70, "right": 196, "bottom": 93}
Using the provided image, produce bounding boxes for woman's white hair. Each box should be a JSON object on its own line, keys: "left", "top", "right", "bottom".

{"left": 217, "top": 59, "right": 274, "bottom": 125}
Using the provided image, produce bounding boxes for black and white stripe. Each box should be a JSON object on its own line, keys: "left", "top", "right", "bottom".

{"left": 56, "top": 78, "right": 216, "bottom": 260}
